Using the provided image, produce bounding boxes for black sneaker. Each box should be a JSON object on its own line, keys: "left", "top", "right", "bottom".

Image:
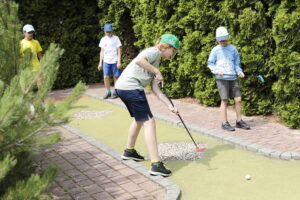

{"left": 103, "top": 93, "right": 111, "bottom": 99}
{"left": 222, "top": 122, "right": 235, "bottom": 131}
{"left": 149, "top": 161, "right": 172, "bottom": 177}
{"left": 236, "top": 120, "right": 250, "bottom": 130}
{"left": 110, "top": 93, "right": 118, "bottom": 99}
{"left": 121, "top": 149, "right": 145, "bottom": 161}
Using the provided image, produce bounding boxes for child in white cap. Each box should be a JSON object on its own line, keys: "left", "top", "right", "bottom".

{"left": 97, "top": 24, "right": 122, "bottom": 99}
{"left": 208, "top": 27, "right": 250, "bottom": 131}
{"left": 20, "top": 24, "right": 43, "bottom": 86}
{"left": 115, "top": 34, "right": 179, "bottom": 176}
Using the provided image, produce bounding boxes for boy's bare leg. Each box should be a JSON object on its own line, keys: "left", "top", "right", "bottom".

{"left": 220, "top": 99, "right": 228, "bottom": 123}
{"left": 234, "top": 97, "right": 242, "bottom": 121}
{"left": 113, "top": 76, "right": 118, "bottom": 84}
{"left": 127, "top": 120, "right": 143, "bottom": 148}
{"left": 103, "top": 76, "right": 110, "bottom": 90}
{"left": 143, "top": 118, "right": 160, "bottom": 161}
{"left": 112, "top": 76, "right": 119, "bottom": 96}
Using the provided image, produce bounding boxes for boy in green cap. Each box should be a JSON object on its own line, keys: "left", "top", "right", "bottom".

{"left": 115, "top": 34, "right": 179, "bottom": 177}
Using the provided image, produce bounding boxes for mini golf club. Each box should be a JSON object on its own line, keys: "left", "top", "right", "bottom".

{"left": 222, "top": 73, "right": 265, "bottom": 83}
{"left": 161, "top": 84, "right": 206, "bottom": 152}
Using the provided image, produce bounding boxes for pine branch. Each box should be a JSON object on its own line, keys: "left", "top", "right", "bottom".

{"left": 0, "top": 124, "right": 46, "bottom": 152}
{"left": 0, "top": 154, "right": 17, "bottom": 181}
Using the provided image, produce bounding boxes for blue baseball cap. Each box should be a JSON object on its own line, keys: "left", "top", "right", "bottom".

{"left": 23, "top": 24, "right": 35, "bottom": 32}
{"left": 104, "top": 24, "right": 113, "bottom": 32}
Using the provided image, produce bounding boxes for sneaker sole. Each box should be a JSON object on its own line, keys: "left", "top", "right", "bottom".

{"left": 148, "top": 170, "right": 172, "bottom": 177}
{"left": 121, "top": 155, "right": 144, "bottom": 161}
{"left": 222, "top": 127, "right": 235, "bottom": 131}
{"left": 236, "top": 126, "right": 251, "bottom": 130}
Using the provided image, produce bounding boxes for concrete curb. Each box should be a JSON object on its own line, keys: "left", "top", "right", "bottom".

{"left": 84, "top": 91, "right": 300, "bottom": 161}
{"left": 62, "top": 124, "right": 181, "bottom": 200}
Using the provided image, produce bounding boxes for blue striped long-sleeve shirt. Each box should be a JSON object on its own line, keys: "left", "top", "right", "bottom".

{"left": 207, "top": 44, "right": 243, "bottom": 80}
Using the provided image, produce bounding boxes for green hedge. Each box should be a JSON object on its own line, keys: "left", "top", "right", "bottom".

{"left": 17, "top": 0, "right": 101, "bottom": 89}
{"left": 14, "top": 0, "right": 300, "bottom": 128}
{"left": 97, "top": 0, "right": 300, "bottom": 128}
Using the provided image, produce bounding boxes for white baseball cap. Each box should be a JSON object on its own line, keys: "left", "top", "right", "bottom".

{"left": 216, "top": 26, "right": 229, "bottom": 41}
{"left": 23, "top": 24, "right": 35, "bottom": 32}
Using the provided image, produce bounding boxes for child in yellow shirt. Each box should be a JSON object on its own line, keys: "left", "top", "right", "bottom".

{"left": 20, "top": 24, "right": 43, "bottom": 86}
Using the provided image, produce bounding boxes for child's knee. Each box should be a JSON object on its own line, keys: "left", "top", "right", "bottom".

{"left": 221, "top": 99, "right": 228, "bottom": 105}
{"left": 235, "top": 97, "right": 242, "bottom": 103}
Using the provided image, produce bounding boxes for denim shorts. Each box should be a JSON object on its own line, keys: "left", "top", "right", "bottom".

{"left": 216, "top": 79, "right": 241, "bottom": 100}
{"left": 115, "top": 89, "right": 153, "bottom": 122}
{"left": 103, "top": 62, "right": 121, "bottom": 77}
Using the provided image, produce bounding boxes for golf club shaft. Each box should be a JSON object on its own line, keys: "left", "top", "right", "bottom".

{"left": 218, "top": 74, "right": 264, "bottom": 82}
{"left": 161, "top": 85, "right": 199, "bottom": 147}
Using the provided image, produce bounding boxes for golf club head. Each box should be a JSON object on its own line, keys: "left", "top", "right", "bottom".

{"left": 195, "top": 146, "right": 206, "bottom": 152}
{"left": 256, "top": 75, "right": 265, "bottom": 83}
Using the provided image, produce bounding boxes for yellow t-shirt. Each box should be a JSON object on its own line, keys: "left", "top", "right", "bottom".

{"left": 20, "top": 39, "right": 42, "bottom": 71}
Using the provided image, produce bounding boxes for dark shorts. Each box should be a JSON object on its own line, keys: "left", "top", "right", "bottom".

{"left": 216, "top": 79, "right": 241, "bottom": 100}
{"left": 103, "top": 62, "right": 121, "bottom": 77}
{"left": 115, "top": 89, "right": 153, "bottom": 122}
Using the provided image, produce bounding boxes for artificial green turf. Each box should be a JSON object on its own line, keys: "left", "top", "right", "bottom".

{"left": 69, "top": 97, "right": 300, "bottom": 200}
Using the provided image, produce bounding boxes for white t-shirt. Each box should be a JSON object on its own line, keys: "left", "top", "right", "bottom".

{"left": 99, "top": 35, "right": 122, "bottom": 64}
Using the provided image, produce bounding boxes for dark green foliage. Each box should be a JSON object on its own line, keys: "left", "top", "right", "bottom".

{"left": 97, "top": 0, "right": 300, "bottom": 128}
{"left": 17, "top": 0, "right": 101, "bottom": 88}
{"left": 271, "top": 0, "right": 300, "bottom": 128}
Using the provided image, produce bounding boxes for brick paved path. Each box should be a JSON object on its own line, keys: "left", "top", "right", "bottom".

{"left": 39, "top": 127, "right": 167, "bottom": 200}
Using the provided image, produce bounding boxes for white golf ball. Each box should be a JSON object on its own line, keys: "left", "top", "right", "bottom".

{"left": 245, "top": 174, "right": 251, "bottom": 180}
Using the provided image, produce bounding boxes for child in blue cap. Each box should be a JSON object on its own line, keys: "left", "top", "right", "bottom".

{"left": 115, "top": 34, "right": 179, "bottom": 177}
{"left": 208, "top": 27, "right": 250, "bottom": 131}
{"left": 98, "top": 24, "right": 122, "bottom": 99}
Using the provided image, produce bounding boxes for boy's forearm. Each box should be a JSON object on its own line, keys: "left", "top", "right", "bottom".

{"left": 208, "top": 63, "right": 217, "bottom": 74}
{"left": 37, "top": 52, "right": 43, "bottom": 60}
{"left": 99, "top": 50, "right": 103, "bottom": 64}
{"left": 152, "top": 80, "right": 171, "bottom": 106}
{"left": 118, "top": 47, "right": 122, "bottom": 64}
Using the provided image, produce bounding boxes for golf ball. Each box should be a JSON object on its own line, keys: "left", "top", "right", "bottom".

{"left": 245, "top": 174, "right": 251, "bottom": 180}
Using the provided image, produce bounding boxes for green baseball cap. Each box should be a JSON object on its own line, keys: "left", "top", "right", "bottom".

{"left": 160, "top": 34, "right": 180, "bottom": 49}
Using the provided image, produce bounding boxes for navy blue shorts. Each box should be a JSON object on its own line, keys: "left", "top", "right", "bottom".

{"left": 103, "top": 62, "right": 121, "bottom": 77}
{"left": 115, "top": 89, "right": 153, "bottom": 122}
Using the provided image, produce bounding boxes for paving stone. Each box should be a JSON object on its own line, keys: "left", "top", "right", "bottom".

{"left": 120, "top": 182, "right": 141, "bottom": 193}
{"left": 119, "top": 168, "right": 138, "bottom": 177}
{"left": 78, "top": 179, "right": 94, "bottom": 187}
{"left": 92, "top": 191, "right": 114, "bottom": 200}
{"left": 127, "top": 173, "right": 148, "bottom": 184}
{"left": 91, "top": 175, "right": 111, "bottom": 185}
{"left": 110, "top": 175, "right": 132, "bottom": 185}
{"left": 83, "top": 184, "right": 104, "bottom": 194}
{"left": 64, "top": 169, "right": 82, "bottom": 177}
{"left": 139, "top": 181, "right": 162, "bottom": 193}
{"left": 112, "top": 192, "right": 134, "bottom": 200}
{"left": 101, "top": 182, "right": 119, "bottom": 193}
{"left": 83, "top": 169, "right": 102, "bottom": 178}
{"left": 72, "top": 174, "right": 89, "bottom": 183}
{"left": 280, "top": 152, "right": 292, "bottom": 160}
{"left": 68, "top": 187, "right": 85, "bottom": 196}
{"left": 93, "top": 163, "right": 111, "bottom": 171}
